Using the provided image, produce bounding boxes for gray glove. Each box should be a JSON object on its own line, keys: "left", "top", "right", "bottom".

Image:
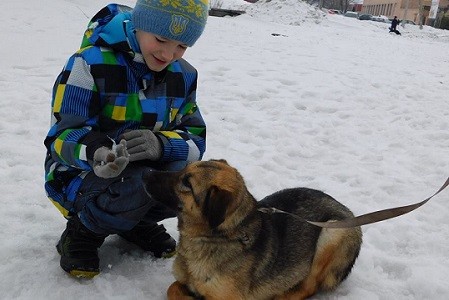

{"left": 120, "top": 129, "right": 162, "bottom": 162}
{"left": 92, "top": 139, "right": 129, "bottom": 178}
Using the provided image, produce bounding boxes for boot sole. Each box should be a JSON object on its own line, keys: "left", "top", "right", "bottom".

{"left": 57, "top": 243, "right": 100, "bottom": 278}
{"left": 160, "top": 249, "right": 177, "bottom": 259}
{"left": 69, "top": 269, "right": 100, "bottom": 278}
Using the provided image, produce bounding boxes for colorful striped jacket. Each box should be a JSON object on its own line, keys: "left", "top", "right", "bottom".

{"left": 44, "top": 4, "right": 206, "bottom": 217}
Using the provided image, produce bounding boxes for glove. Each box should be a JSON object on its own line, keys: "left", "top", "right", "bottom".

{"left": 120, "top": 129, "right": 162, "bottom": 162}
{"left": 92, "top": 139, "right": 129, "bottom": 178}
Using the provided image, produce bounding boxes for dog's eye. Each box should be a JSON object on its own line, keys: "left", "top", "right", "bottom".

{"left": 181, "top": 175, "right": 192, "bottom": 191}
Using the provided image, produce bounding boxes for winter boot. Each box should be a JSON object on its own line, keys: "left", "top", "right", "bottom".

{"left": 119, "top": 222, "right": 176, "bottom": 258}
{"left": 56, "top": 215, "right": 107, "bottom": 278}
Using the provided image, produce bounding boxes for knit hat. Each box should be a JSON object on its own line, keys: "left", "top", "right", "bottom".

{"left": 132, "top": 0, "right": 208, "bottom": 47}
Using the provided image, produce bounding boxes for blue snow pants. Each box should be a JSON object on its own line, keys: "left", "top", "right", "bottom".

{"left": 73, "top": 162, "right": 185, "bottom": 235}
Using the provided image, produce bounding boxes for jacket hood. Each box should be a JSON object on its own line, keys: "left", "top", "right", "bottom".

{"left": 80, "top": 4, "right": 140, "bottom": 54}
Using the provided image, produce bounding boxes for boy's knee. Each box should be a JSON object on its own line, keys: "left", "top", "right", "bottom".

{"left": 74, "top": 163, "right": 180, "bottom": 233}
{"left": 78, "top": 176, "right": 154, "bottom": 233}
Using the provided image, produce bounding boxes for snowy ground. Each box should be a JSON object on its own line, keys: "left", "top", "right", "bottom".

{"left": 1, "top": 0, "right": 448, "bottom": 299}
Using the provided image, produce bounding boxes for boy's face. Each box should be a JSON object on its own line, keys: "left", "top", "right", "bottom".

{"left": 136, "top": 30, "right": 187, "bottom": 72}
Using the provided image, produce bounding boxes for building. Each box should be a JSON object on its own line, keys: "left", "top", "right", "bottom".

{"left": 361, "top": 0, "right": 449, "bottom": 25}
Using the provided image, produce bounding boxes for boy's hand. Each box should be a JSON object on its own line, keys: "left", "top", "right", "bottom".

{"left": 120, "top": 130, "right": 162, "bottom": 162}
{"left": 92, "top": 139, "right": 129, "bottom": 178}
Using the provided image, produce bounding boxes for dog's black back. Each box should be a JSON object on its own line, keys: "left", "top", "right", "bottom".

{"left": 259, "top": 188, "right": 356, "bottom": 222}
{"left": 249, "top": 188, "right": 360, "bottom": 287}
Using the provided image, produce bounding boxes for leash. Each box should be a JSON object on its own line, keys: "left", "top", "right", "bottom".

{"left": 259, "top": 177, "right": 449, "bottom": 228}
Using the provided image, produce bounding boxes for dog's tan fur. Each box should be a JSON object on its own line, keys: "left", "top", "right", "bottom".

{"left": 143, "top": 160, "right": 363, "bottom": 300}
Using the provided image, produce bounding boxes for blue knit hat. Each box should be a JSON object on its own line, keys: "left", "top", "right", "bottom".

{"left": 132, "top": 0, "right": 208, "bottom": 47}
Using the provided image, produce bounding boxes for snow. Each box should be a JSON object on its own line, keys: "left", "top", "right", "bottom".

{"left": 1, "top": 0, "right": 449, "bottom": 299}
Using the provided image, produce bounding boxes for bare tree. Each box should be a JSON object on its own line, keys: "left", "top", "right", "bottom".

{"left": 210, "top": 0, "right": 223, "bottom": 9}
{"left": 312, "top": 0, "right": 357, "bottom": 12}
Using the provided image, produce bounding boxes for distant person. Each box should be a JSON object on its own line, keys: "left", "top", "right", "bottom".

{"left": 44, "top": 0, "right": 208, "bottom": 278}
{"left": 389, "top": 16, "right": 401, "bottom": 35}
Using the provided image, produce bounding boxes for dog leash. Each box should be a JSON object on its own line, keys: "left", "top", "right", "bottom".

{"left": 259, "top": 177, "right": 449, "bottom": 229}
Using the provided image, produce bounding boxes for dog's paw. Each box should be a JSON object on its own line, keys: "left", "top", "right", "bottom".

{"left": 167, "top": 281, "right": 196, "bottom": 300}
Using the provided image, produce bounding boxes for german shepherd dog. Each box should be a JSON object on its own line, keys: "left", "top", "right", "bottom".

{"left": 143, "top": 160, "right": 363, "bottom": 300}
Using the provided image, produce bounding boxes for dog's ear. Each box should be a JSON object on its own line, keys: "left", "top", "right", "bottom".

{"left": 202, "top": 186, "right": 233, "bottom": 228}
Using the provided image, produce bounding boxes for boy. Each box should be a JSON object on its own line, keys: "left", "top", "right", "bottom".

{"left": 389, "top": 16, "right": 401, "bottom": 35}
{"left": 44, "top": 0, "right": 208, "bottom": 278}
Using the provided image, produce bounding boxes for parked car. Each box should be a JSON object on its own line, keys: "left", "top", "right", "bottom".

{"left": 358, "top": 14, "right": 373, "bottom": 21}
{"left": 401, "top": 19, "right": 416, "bottom": 25}
{"left": 328, "top": 9, "right": 343, "bottom": 15}
{"left": 344, "top": 11, "right": 359, "bottom": 18}
{"left": 371, "top": 15, "right": 390, "bottom": 23}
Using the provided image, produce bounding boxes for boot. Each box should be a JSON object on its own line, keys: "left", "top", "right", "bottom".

{"left": 56, "top": 215, "right": 107, "bottom": 278}
{"left": 119, "top": 222, "right": 176, "bottom": 258}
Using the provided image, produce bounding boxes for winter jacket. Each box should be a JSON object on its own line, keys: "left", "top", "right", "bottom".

{"left": 44, "top": 4, "right": 206, "bottom": 217}
{"left": 391, "top": 18, "right": 399, "bottom": 30}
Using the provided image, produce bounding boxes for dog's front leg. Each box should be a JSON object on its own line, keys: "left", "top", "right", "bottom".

{"left": 167, "top": 281, "right": 197, "bottom": 300}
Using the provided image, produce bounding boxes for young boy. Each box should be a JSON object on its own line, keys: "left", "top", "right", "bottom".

{"left": 389, "top": 16, "right": 401, "bottom": 35}
{"left": 44, "top": 0, "right": 208, "bottom": 278}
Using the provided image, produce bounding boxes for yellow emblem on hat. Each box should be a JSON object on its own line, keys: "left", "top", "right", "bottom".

{"left": 170, "top": 14, "right": 189, "bottom": 36}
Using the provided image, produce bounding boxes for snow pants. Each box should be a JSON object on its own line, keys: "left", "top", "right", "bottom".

{"left": 73, "top": 162, "right": 186, "bottom": 235}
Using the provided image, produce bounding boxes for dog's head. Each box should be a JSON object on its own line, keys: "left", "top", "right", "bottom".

{"left": 143, "top": 159, "right": 255, "bottom": 230}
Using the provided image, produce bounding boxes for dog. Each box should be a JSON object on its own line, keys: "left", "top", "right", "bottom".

{"left": 143, "top": 159, "right": 363, "bottom": 300}
{"left": 389, "top": 27, "right": 401, "bottom": 35}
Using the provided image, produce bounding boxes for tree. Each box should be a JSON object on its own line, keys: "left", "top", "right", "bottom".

{"left": 311, "top": 0, "right": 357, "bottom": 12}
